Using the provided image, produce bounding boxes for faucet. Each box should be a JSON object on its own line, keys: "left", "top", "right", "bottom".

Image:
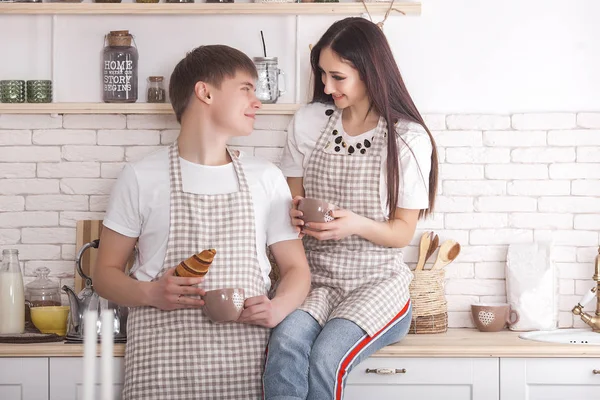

{"left": 572, "top": 247, "right": 600, "bottom": 332}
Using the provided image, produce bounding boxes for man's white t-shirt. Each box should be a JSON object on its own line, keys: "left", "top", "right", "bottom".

{"left": 280, "top": 103, "right": 433, "bottom": 215}
{"left": 103, "top": 147, "right": 299, "bottom": 286}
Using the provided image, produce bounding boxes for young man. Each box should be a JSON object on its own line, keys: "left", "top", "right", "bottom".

{"left": 93, "top": 45, "right": 311, "bottom": 400}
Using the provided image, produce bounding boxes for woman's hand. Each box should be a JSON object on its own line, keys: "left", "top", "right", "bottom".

{"left": 302, "top": 208, "right": 363, "bottom": 241}
{"left": 290, "top": 196, "right": 306, "bottom": 239}
{"left": 146, "top": 267, "right": 205, "bottom": 311}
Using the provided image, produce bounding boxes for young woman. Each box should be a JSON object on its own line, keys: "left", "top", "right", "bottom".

{"left": 263, "top": 17, "right": 439, "bottom": 400}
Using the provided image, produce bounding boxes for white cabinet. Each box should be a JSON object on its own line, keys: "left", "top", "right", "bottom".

{"left": 0, "top": 358, "right": 48, "bottom": 400}
{"left": 501, "top": 358, "right": 600, "bottom": 400}
{"left": 49, "top": 357, "right": 125, "bottom": 400}
{"left": 8, "top": 355, "right": 600, "bottom": 399}
{"left": 345, "top": 357, "right": 499, "bottom": 400}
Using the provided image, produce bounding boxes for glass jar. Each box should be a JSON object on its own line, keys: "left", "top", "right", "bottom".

{"left": 26, "top": 80, "right": 52, "bottom": 103}
{"left": 253, "top": 57, "right": 286, "bottom": 104}
{"left": 25, "top": 267, "right": 62, "bottom": 308}
{"left": 166, "top": 0, "right": 194, "bottom": 3}
{"left": 95, "top": 0, "right": 121, "bottom": 3}
{"left": 147, "top": 76, "right": 166, "bottom": 103}
{"left": 206, "top": 0, "right": 233, "bottom": 3}
{"left": 136, "top": 0, "right": 159, "bottom": 3}
{"left": 0, "top": 249, "right": 25, "bottom": 334}
{"left": 0, "top": 80, "right": 26, "bottom": 103}
{"left": 103, "top": 30, "right": 139, "bottom": 103}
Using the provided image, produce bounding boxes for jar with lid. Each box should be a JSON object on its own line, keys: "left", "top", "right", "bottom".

{"left": 166, "top": 0, "right": 194, "bottom": 3}
{"left": 0, "top": 249, "right": 25, "bottom": 334}
{"left": 253, "top": 57, "right": 286, "bottom": 104}
{"left": 147, "top": 76, "right": 166, "bottom": 103}
{"left": 25, "top": 267, "right": 61, "bottom": 308}
{"left": 103, "top": 30, "right": 139, "bottom": 103}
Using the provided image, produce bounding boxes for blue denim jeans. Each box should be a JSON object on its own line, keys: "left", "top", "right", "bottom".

{"left": 263, "top": 302, "right": 412, "bottom": 400}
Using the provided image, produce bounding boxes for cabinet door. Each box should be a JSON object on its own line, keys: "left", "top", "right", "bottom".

{"left": 345, "top": 357, "right": 499, "bottom": 400}
{"left": 50, "top": 357, "right": 124, "bottom": 400}
{"left": 0, "top": 358, "right": 49, "bottom": 400}
{"left": 501, "top": 358, "right": 600, "bottom": 400}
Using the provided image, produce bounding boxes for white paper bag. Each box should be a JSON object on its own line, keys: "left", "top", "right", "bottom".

{"left": 505, "top": 242, "right": 558, "bottom": 331}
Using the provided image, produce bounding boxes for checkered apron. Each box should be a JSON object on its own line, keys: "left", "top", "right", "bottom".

{"left": 122, "top": 142, "right": 269, "bottom": 400}
{"left": 299, "top": 109, "right": 413, "bottom": 337}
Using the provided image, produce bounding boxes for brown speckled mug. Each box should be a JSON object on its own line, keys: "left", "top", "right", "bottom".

{"left": 471, "top": 303, "right": 520, "bottom": 332}
{"left": 297, "top": 198, "right": 337, "bottom": 224}
{"left": 202, "top": 288, "right": 245, "bottom": 324}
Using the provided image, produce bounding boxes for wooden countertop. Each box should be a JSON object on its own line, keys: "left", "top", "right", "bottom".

{"left": 2, "top": 329, "right": 600, "bottom": 358}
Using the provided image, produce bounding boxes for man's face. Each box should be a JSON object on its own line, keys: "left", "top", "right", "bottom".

{"left": 209, "top": 71, "right": 262, "bottom": 137}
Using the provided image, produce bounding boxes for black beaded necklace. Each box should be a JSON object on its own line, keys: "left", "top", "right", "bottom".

{"left": 324, "top": 109, "right": 375, "bottom": 155}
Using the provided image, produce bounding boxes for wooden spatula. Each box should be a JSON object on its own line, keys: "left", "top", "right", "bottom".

{"left": 415, "top": 231, "right": 432, "bottom": 271}
{"left": 424, "top": 233, "right": 439, "bottom": 267}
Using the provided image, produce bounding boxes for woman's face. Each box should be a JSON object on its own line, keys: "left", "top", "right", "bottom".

{"left": 318, "top": 47, "right": 368, "bottom": 109}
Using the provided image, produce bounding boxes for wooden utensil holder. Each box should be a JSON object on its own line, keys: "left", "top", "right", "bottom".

{"left": 408, "top": 269, "right": 448, "bottom": 334}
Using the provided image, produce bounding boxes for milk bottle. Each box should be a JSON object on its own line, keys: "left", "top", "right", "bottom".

{"left": 0, "top": 249, "right": 25, "bottom": 334}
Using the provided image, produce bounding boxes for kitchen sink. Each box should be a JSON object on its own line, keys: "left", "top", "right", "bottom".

{"left": 519, "top": 329, "right": 600, "bottom": 345}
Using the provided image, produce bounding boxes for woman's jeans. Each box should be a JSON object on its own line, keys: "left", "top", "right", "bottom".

{"left": 263, "top": 302, "right": 412, "bottom": 400}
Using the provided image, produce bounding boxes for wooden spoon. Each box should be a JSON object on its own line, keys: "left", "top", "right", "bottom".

{"left": 424, "top": 233, "right": 439, "bottom": 267}
{"left": 431, "top": 240, "right": 461, "bottom": 271}
{"left": 415, "top": 231, "right": 432, "bottom": 271}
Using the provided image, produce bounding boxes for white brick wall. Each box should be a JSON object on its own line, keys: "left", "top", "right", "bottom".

{"left": 0, "top": 112, "right": 598, "bottom": 329}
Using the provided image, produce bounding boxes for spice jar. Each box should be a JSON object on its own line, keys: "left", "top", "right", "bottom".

{"left": 95, "top": 0, "right": 121, "bottom": 3}
{"left": 147, "top": 76, "right": 166, "bottom": 103}
{"left": 166, "top": 0, "right": 194, "bottom": 3}
{"left": 103, "top": 30, "right": 139, "bottom": 103}
{"left": 136, "top": 0, "right": 159, "bottom": 3}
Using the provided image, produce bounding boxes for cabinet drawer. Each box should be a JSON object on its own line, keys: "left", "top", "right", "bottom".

{"left": 346, "top": 357, "right": 492, "bottom": 384}
{"left": 0, "top": 358, "right": 48, "bottom": 400}
{"left": 510, "top": 358, "right": 600, "bottom": 385}
{"left": 50, "top": 357, "right": 124, "bottom": 400}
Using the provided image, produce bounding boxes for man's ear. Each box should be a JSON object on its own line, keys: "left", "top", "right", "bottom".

{"left": 194, "top": 81, "right": 213, "bottom": 105}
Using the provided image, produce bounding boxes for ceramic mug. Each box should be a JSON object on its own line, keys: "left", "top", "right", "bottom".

{"left": 202, "top": 288, "right": 245, "bottom": 323}
{"left": 471, "top": 303, "right": 520, "bottom": 332}
{"left": 297, "top": 198, "right": 337, "bottom": 224}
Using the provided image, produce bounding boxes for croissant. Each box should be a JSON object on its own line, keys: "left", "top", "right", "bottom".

{"left": 175, "top": 249, "right": 216, "bottom": 278}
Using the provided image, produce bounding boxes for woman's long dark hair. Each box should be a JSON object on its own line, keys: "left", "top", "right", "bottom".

{"left": 310, "top": 17, "right": 438, "bottom": 219}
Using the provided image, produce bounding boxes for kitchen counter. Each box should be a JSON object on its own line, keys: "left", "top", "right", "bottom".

{"left": 2, "top": 329, "right": 600, "bottom": 358}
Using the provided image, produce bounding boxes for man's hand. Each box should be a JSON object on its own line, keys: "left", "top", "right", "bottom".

{"left": 237, "top": 295, "right": 286, "bottom": 328}
{"left": 146, "top": 267, "right": 205, "bottom": 311}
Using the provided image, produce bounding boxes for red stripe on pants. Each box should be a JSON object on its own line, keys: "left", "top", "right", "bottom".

{"left": 335, "top": 300, "right": 411, "bottom": 400}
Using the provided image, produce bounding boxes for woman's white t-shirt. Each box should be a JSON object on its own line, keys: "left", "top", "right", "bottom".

{"left": 280, "top": 103, "right": 433, "bottom": 215}
{"left": 103, "top": 147, "right": 299, "bottom": 285}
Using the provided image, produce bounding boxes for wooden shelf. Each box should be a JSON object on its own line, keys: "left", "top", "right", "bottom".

{"left": 0, "top": 102, "right": 300, "bottom": 115}
{"left": 0, "top": 2, "right": 420, "bottom": 15}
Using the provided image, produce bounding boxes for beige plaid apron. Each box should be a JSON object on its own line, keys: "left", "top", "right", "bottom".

{"left": 123, "top": 142, "right": 269, "bottom": 400}
{"left": 299, "top": 108, "right": 413, "bottom": 337}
